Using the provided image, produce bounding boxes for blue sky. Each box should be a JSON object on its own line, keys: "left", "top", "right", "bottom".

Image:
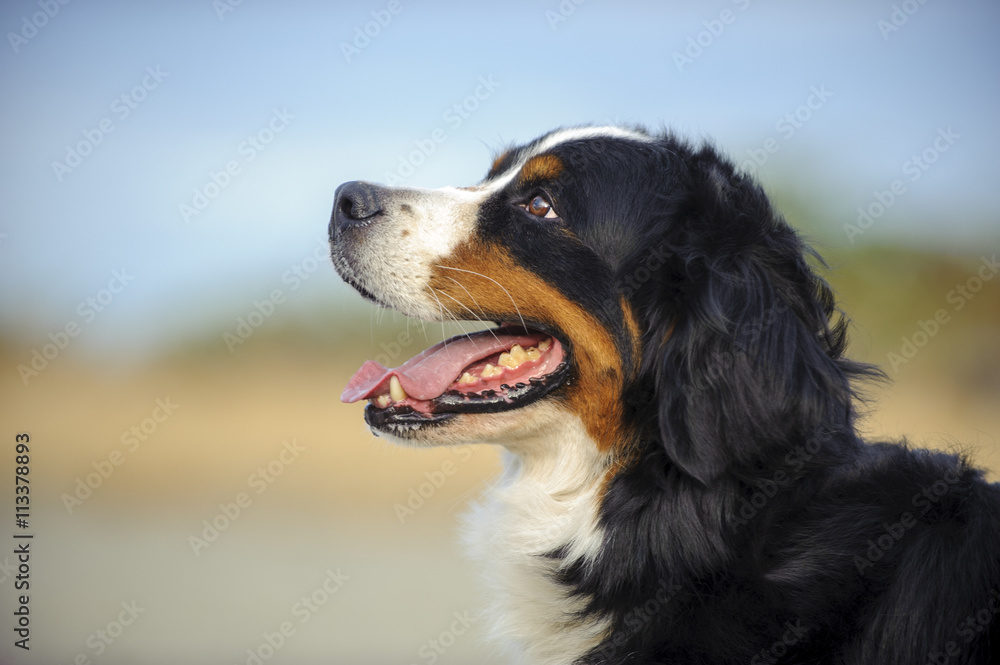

{"left": 1, "top": 0, "right": 998, "bottom": 358}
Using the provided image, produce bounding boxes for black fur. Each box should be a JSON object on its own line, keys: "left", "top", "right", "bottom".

{"left": 333, "top": 126, "right": 1000, "bottom": 664}
{"left": 526, "top": 130, "right": 1000, "bottom": 664}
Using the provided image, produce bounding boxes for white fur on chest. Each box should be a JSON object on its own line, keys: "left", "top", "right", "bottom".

{"left": 462, "top": 413, "right": 611, "bottom": 665}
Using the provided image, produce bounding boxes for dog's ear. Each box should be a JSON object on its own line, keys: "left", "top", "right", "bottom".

{"left": 631, "top": 146, "right": 873, "bottom": 485}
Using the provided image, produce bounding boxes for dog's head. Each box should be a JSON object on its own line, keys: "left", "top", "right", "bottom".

{"left": 330, "top": 126, "right": 868, "bottom": 483}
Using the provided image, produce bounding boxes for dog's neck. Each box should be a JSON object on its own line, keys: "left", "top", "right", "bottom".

{"left": 462, "top": 409, "right": 611, "bottom": 665}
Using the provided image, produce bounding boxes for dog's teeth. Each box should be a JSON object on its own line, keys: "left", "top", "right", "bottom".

{"left": 375, "top": 394, "right": 392, "bottom": 408}
{"left": 538, "top": 338, "right": 551, "bottom": 351}
{"left": 510, "top": 344, "right": 528, "bottom": 365}
{"left": 458, "top": 372, "right": 478, "bottom": 385}
{"left": 500, "top": 344, "right": 529, "bottom": 369}
{"left": 389, "top": 376, "right": 407, "bottom": 402}
{"left": 525, "top": 346, "right": 541, "bottom": 361}
{"left": 481, "top": 363, "right": 504, "bottom": 379}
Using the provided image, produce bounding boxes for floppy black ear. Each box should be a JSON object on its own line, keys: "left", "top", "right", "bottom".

{"left": 633, "top": 146, "right": 873, "bottom": 485}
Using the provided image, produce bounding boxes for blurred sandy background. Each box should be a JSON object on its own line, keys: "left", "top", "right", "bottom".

{"left": 1, "top": 260, "right": 998, "bottom": 665}
{"left": 2, "top": 1, "right": 999, "bottom": 664}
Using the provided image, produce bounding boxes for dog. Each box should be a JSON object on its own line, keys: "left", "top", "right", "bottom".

{"left": 328, "top": 126, "right": 1000, "bottom": 664}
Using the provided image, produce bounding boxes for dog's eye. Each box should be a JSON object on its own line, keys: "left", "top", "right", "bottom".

{"left": 522, "top": 194, "right": 559, "bottom": 220}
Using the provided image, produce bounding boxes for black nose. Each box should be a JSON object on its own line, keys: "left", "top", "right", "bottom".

{"left": 331, "top": 180, "right": 385, "bottom": 236}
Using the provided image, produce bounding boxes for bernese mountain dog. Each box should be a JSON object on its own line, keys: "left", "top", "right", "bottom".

{"left": 328, "top": 126, "right": 1000, "bottom": 664}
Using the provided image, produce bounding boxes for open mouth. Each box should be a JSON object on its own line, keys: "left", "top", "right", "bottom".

{"left": 341, "top": 324, "right": 570, "bottom": 434}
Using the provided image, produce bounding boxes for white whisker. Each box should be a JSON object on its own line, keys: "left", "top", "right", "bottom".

{"left": 430, "top": 286, "right": 484, "bottom": 353}
{"left": 434, "top": 264, "right": 529, "bottom": 334}
{"left": 443, "top": 275, "right": 491, "bottom": 322}
{"left": 425, "top": 286, "right": 451, "bottom": 346}
{"left": 440, "top": 276, "right": 506, "bottom": 347}
{"left": 435, "top": 289, "right": 502, "bottom": 350}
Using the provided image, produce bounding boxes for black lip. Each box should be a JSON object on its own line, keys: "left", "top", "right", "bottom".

{"left": 341, "top": 274, "right": 385, "bottom": 308}
{"left": 362, "top": 328, "right": 573, "bottom": 437}
{"left": 364, "top": 405, "right": 456, "bottom": 436}
{"left": 429, "top": 359, "right": 570, "bottom": 413}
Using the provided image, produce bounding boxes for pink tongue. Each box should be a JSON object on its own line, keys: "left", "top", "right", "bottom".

{"left": 341, "top": 328, "right": 545, "bottom": 403}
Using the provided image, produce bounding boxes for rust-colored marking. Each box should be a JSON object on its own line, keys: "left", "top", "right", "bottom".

{"left": 593, "top": 300, "right": 649, "bottom": 498}
{"left": 517, "top": 154, "right": 563, "bottom": 187}
{"left": 429, "top": 239, "right": 632, "bottom": 455}
{"left": 598, "top": 450, "right": 639, "bottom": 501}
{"left": 620, "top": 296, "right": 643, "bottom": 376}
